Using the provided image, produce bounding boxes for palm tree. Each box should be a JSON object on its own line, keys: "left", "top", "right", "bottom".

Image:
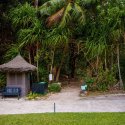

{"left": 39, "top": 0, "right": 87, "bottom": 80}
{"left": 10, "top": 3, "right": 44, "bottom": 82}
{"left": 9, "top": 3, "right": 37, "bottom": 28}
{"left": 18, "top": 19, "right": 44, "bottom": 81}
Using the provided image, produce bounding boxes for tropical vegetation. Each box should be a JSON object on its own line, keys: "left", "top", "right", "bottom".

{"left": 0, "top": 0, "right": 125, "bottom": 91}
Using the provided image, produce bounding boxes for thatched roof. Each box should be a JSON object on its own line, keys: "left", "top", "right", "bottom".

{"left": 0, "top": 55, "right": 37, "bottom": 72}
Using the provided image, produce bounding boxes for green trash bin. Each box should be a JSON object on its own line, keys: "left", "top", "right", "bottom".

{"left": 32, "top": 82, "right": 48, "bottom": 94}
{"left": 39, "top": 82, "right": 48, "bottom": 92}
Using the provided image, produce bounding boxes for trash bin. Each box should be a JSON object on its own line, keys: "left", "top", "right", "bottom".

{"left": 32, "top": 82, "right": 48, "bottom": 94}
{"left": 39, "top": 82, "right": 48, "bottom": 92}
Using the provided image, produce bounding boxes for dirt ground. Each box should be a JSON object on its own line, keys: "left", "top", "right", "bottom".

{"left": 0, "top": 84, "right": 125, "bottom": 114}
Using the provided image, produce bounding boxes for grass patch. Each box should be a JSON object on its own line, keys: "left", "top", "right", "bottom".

{"left": 0, "top": 113, "right": 125, "bottom": 125}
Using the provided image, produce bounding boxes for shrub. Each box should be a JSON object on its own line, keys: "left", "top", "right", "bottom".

{"left": 96, "top": 67, "right": 117, "bottom": 91}
{"left": 84, "top": 76, "right": 96, "bottom": 91}
{"left": 48, "top": 83, "right": 61, "bottom": 92}
{"left": 83, "top": 66, "right": 117, "bottom": 91}
{"left": 27, "top": 92, "right": 39, "bottom": 100}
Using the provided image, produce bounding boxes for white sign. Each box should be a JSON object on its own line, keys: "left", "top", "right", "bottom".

{"left": 49, "top": 74, "right": 53, "bottom": 81}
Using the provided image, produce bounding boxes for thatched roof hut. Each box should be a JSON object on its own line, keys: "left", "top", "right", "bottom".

{"left": 0, "top": 55, "right": 37, "bottom": 72}
{"left": 0, "top": 55, "right": 37, "bottom": 96}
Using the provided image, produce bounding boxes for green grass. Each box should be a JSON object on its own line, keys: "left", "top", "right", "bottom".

{"left": 0, "top": 113, "right": 125, "bottom": 125}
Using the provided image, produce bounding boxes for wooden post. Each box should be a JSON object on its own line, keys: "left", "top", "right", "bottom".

{"left": 54, "top": 103, "right": 56, "bottom": 113}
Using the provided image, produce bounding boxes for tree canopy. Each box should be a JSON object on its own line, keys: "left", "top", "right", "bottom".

{"left": 0, "top": 0, "right": 125, "bottom": 91}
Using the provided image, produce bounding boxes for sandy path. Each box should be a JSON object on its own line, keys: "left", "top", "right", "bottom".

{"left": 0, "top": 85, "right": 125, "bottom": 114}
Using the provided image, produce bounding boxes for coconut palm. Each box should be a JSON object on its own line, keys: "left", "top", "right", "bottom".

{"left": 39, "top": 0, "right": 88, "bottom": 80}
{"left": 39, "top": 0, "right": 87, "bottom": 28}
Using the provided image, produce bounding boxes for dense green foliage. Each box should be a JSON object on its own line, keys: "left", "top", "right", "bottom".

{"left": 48, "top": 82, "right": 61, "bottom": 92}
{"left": 83, "top": 66, "right": 117, "bottom": 91}
{"left": 0, "top": 0, "right": 125, "bottom": 91}
{"left": 0, "top": 113, "right": 125, "bottom": 125}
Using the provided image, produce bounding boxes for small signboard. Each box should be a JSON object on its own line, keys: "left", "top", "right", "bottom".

{"left": 49, "top": 74, "right": 53, "bottom": 81}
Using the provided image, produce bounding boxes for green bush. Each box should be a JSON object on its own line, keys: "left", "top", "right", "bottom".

{"left": 83, "top": 66, "right": 117, "bottom": 91}
{"left": 96, "top": 67, "right": 117, "bottom": 91}
{"left": 27, "top": 92, "right": 43, "bottom": 100}
{"left": 48, "top": 83, "right": 61, "bottom": 92}
{"left": 84, "top": 76, "right": 96, "bottom": 91}
{"left": 76, "top": 68, "right": 86, "bottom": 80}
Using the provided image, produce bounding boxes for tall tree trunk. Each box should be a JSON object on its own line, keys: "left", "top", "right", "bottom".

{"left": 111, "top": 45, "right": 113, "bottom": 69}
{"left": 117, "top": 44, "right": 123, "bottom": 89}
{"left": 105, "top": 49, "right": 107, "bottom": 69}
{"left": 34, "top": 0, "right": 39, "bottom": 82}
{"left": 96, "top": 56, "right": 99, "bottom": 71}
{"left": 28, "top": 50, "right": 31, "bottom": 64}
{"left": 28, "top": 45, "right": 32, "bottom": 64}
{"left": 69, "top": 42, "right": 76, "bottom": 78}
{"left": 50, "top": 50, "right": 55, "bottom": 74}
{"left": 55, "top": 45, "right": 67, "bottom": 81}
{"left": 49, "top": 50, "right": 55, "bottom": 82}
{"left": 34, "top": 0, "right": 38, "bottom": 8}
{"left": 36, "top": 42, "right": 39, "bottom": 82}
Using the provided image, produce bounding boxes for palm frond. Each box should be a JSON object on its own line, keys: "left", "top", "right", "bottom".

{"left": 85, "top": 41, "right": 107, "bottom": 60}
{"left": 110, "top": 29, "right": 122, "bottom": 42}
{"left": 18, "top": 19, "right": 43, "bottom": 48}
{"left": 44, "top": 28, "right": 71, "bottom": 47}
{"left": 5, "top": 44, "right": 20, "bottom": 60}
{"left": 39, "top": 0, "right": 66, "bottom": 17}
{"left": 9, "top": 3, "right": 36, "bottom": 28}
{"left": 72, "top": 3, "right": 86, "bottom": 26}
{"left": 18, "top": 29, "right": 33, "bottom": 48}
{"left": 59, "top": 3, "right": 72, "bottom": 28}
{"left": 46, "top": 7, "right": 64, "bottom": 27}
